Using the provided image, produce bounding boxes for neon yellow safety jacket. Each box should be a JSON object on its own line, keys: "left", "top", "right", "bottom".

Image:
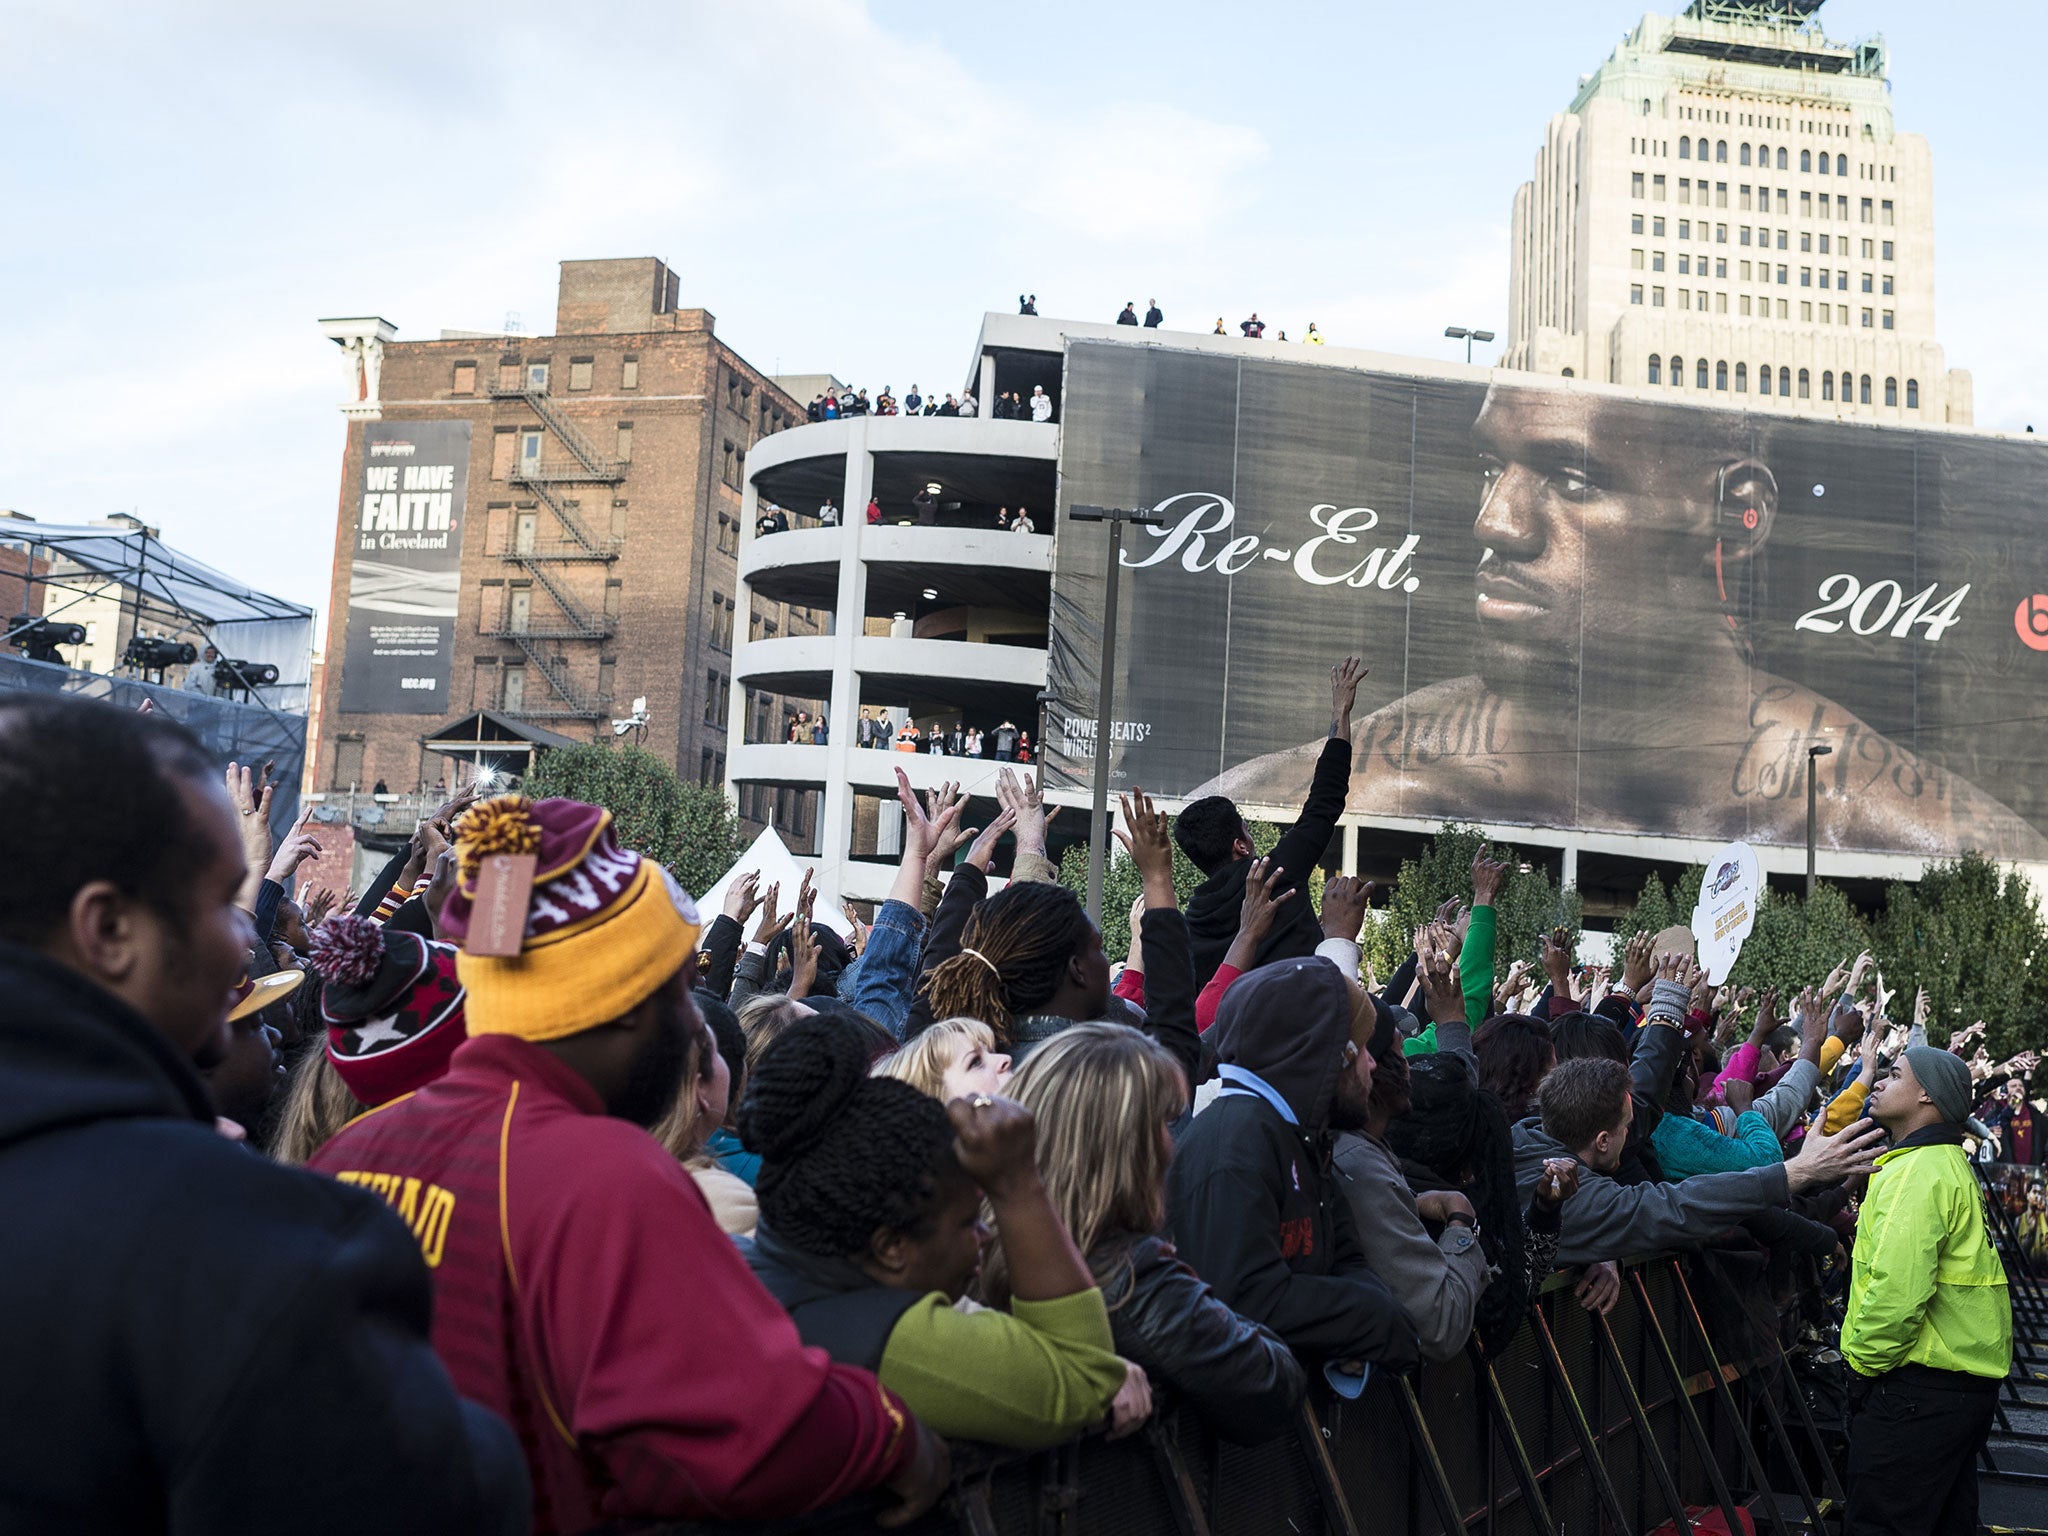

{"left": 1842, "top": 1125, "right": 2012, "bottom": 1380}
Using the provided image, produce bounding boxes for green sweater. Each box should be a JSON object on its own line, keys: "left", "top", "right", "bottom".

{"left": 877, "top": 1287, "right": 1128, "bottom": 1448}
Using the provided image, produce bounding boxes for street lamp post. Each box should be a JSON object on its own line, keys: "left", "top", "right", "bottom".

{"left": 1444, "top": 325, "right": 1496, "bottom": 366}
{"left": 1069, "top": 503, "right": 1164, "bottom": 920}
{"left": 1806, "top": 743, "right": 1834, "bottom": 901}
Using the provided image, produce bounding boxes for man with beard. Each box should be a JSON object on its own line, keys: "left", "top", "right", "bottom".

{"left": 0, "top": 694, "right": 527, "bottom": 1534}
{"left": 310, "top": 795, "right": 949, "bottom": 1535}
{"left": 1165, "top": 956, "right": 1419, "bottom": 1377}
{"left": 1201, "top": 383, "right": 2047, "bottom": 859}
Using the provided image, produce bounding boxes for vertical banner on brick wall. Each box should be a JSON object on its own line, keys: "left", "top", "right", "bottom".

{"left": 339, "top": 420, "right": 469, "bottom": 715}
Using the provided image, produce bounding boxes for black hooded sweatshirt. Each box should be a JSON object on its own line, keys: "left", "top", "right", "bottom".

{"left": 1184, "top": 734, "right": 1351, "bottom": 989}
{"left": 0, "top": 943, "right": 528, "bottom": 1536}
{"left": 1164, "top": 957, "right": 1419, "bottom": 1368}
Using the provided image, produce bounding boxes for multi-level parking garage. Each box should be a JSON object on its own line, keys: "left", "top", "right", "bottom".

{"left": 729, "top": 377, "right": 1062, "bottom": 903}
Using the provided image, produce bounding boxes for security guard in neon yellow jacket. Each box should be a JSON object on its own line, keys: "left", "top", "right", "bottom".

{"left": 1841, "top": 1045, "right": 2011, "bottom": 1536}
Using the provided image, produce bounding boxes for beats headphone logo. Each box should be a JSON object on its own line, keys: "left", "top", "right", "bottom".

{"left": 2017, "top": 595, "right": 2048, "bottom": 653}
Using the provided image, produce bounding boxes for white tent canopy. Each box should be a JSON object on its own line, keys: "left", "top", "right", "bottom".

{"left": 0, "top": 521, "right": 316, "bottom": 689}
{"left": 696, "top": 825, "right": 853, "bottom": 939}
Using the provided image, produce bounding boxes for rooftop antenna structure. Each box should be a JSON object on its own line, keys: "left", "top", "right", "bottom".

{"left": 504, "top": 310, "right": 523, "bottom": 335}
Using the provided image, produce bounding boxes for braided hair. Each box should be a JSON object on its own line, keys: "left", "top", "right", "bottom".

{"left": 739, "top": 1014, "right": 968, "bottom": 1258}
{"left": 923, "top": 882, "right": 1094, "bottom": 1045}
{"left": 1385, "top": 1052, "right": 1532, "bottom": 1357}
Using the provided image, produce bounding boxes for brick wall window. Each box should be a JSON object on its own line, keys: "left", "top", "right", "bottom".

{"left": 569, "top": 358, "right": 593, "bottom": 391}
{"left": 621, "top": 356, "right": 639, "bottom": 390}
{"left": 331, "top": 737, "right": 365, "bottom": 790}
{"left": 615, "top": 422, "right": 633, "bottom": 462}
{"left": 453, "top": 362, "right": 477, "bottom": 394}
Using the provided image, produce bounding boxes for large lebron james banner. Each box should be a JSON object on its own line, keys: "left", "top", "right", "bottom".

{"left": 339, "top": 420, "right": 470, "bottom": 716}
{"left": 1045, "top": 340, "right": 2048, "bottom": 861}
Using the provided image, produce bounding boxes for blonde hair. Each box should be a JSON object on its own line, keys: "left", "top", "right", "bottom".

{"left": 738, "top": 992, "right": 810, "bottom": 1076}
{"left": 981, "top": 1022, "right": 1186, "bottom": 1306}
{"left": 270, "top": 1048, "right": 365, "bottom": 1166}
{"left": 875, "top": 1016, "right": 998, "bottom": 1100}
{"left": 651, "top": 1011, "right": 715, "bottom": 1163}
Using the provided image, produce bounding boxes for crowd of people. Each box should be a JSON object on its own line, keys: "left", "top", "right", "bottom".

{"left": 855, "top": 712, "right": 1032, "bottom": 761}
{"left": 802, "top": 382, "right": 1056, "bottom": 425}
{"left": 0, "top": 672, "right": 2025, "bottom": 1535}
{"left": 1033, "top": 291, "right": 1328, "bottom": 348}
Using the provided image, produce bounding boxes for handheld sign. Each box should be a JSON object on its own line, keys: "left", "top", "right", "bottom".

{"left": 1691, "top": 841, "right": 1761, "bottom": 986}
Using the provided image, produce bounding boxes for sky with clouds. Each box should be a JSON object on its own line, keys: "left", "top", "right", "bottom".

{"left": 3, "top": 0, "right": 2039, "bottom": 624}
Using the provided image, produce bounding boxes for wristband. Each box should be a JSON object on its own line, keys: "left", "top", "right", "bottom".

{"left": 1444, "top": 1213, "right": 1476, "bottom": 1231}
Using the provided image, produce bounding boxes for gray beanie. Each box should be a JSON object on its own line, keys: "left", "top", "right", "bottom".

{"left": 1903, "top": 1045, "right": 1973, "bottom": 1124}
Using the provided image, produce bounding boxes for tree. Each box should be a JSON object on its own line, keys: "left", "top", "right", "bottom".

{"left": 522, "top": 743, "right": 744, "bottom": 898}
{"left": 1363, "top": 823, "right": 1580, "bottom": 984}
{"left": 1869, "top": 853, "right": 2048, "bottom": 1058}
{"left": 1608, "top": 868, "right": 1872, "bottom": 994}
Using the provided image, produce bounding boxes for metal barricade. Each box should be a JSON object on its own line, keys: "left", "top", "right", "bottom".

{"left": 656, "top": 1253, "right": 1832, "bottom": 1536}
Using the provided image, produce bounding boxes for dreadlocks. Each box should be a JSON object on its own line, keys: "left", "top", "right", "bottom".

{"left": 923, "top": 882, "right": 1095, "bottom": 1046}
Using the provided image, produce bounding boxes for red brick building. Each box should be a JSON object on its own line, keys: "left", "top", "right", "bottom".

{"left": 315, "top": 259, "right": 821, "bottom": 842}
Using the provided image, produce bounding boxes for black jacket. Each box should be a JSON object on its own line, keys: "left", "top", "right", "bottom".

{"left": 0, "top": 944, "right": 527, "bottom": 1535}
{"left": 1143, "top": 306, "right": 1164, "bottom": 327}
{"left": 1095, "top": 1233, "right": 1304, "bottom": 1443}
{"left": 1165, "top": 957, "right": 1419, "bottom": 1368}
{"left": 1185, "top": 734, "right": 1351, "bottom": 987}
{"left": 741, "top": 1221, "right": 922, "bottom": 1371}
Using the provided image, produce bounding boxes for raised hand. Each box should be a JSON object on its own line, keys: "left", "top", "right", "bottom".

{"left": 946, "top": 1093, "right": 1039, "bottom": 1199}
{"left": 1792, "top": 984, "right": 1826, "bottom": 1044}
{"left": 751, "top": 882, "right": 788, "bottom": 946}
{"left": 724, "top": 871, "right": 762, "bottom": 924}
{"left": 1319, "top": 875, "right": 1372, "bottom": 944}
{"left": 1112, "top": 788, "right": 1177, "bottom": 908}
{"left": 1912, "top": 986, "right": 1930, "bottom": 1028}
{"left": 1584, "top": 964, "right": 1613, "bottom": 1010}
{"left": 1329, "top": 656, "right": 1369, "bottom": 738}
{"left": 896, "top": 766, "right": 966, "bottom": 869}
{"left": 964, "top": 806, "right": 1019, "bottom": 873}
{"left": 1433, "top": 895, "right": 1467, "bottom": 930}
{"left": 921, "top": 783, "right": 976, "bottom": 879}
{"left": 1418, "top": 937, "right": 1465, "bottom": 1025}
{"left": 842, "top": 902, "right": 870, "bottom": 956}
{"left": 1235, "top": 856, "right": 1295, "bottom": 948}
{"left": 1621, "top": 930, "right": 1655, "bottom": 994}
{"left": 994, "top": 767, "right": 1057, "bottom": 858}
{"left": 265, "top": 818, "right": 321, "bottom": 885}
{"left": 1502, "top": 959, "right": 1535, "bottom": 1007}
{"left": 1539, "top": 926, "right": 1575, "bottom": 998}
{"left": 1470, "top": 842, "right": 1511, "bottom": 909}
{"left": 788, "top": 901, "right": 819, "bottom": 1000}
{"left": 1751, "top": 985, "right": 1780, "bottom": 1041}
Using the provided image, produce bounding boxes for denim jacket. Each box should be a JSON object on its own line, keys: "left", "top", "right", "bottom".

{"left": 833, "top": 899, "right": 927, "bottom": 1041}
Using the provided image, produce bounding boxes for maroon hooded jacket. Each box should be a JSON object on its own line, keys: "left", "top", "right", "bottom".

{"left": 312, "top": 1035, "right": 915, "bottom": 1534}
